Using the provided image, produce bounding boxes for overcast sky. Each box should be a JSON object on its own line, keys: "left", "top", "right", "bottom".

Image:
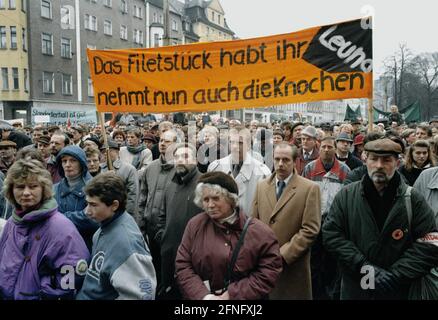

{"left": 219, "top": 0, "right": 438, "bottom": 76}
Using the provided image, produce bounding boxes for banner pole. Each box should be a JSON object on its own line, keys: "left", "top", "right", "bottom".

{"left": 368, "top": 98, "right": 373, "bottom": 132}
{"left": 99, "top": 112, "right": 114, "bottom": 171}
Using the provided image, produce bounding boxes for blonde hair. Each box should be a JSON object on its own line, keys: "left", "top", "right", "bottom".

{"left": 4, "top": 159, "right": 53, "bottom": 209}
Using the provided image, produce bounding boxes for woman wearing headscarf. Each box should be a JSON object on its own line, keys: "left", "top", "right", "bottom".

{"left": 175, "top": 172, "right": 282, "bottom": 300}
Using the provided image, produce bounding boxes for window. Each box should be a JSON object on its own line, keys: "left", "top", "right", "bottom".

{"left": 120, "top": 25, "right": 127, "bottom": 40}
{"left": 103, "top": 0, "right": 111, "bottom": 7}
{"left": 133, "top": 5, "right": 142, "bottom": 18}
{"left": 24, "top": 68, "right": 28, "bottom": 91}
{"left": 159, "top": 15, "right": 163, "bottom": 24}
{"left": 41, "top": 33, "right": 53, "bottom": 55}
{"left": 0, "top": 0, "right": 4, "bottom": 9}
{"left": 62, "top": 74, "right": 72, "bottom": 95}
{"left": 88, "top": 77, "right": 93, "bottom": 96}
{"left": 61, "top": 37, "right": 71, "bottom": 58}
{"left": 104, "top": 20, "right": 112, "bottom": 35}
{"left": 171, "top": 19, "right": 178, "bottom": 31}
{"left": 41, "top": 0, "right": 51, "bottom": 19}
{"left": 0, "top": 26, "right": 6, "bottom": 49}
{"left": 133, "top": 29, "right": 143, "bottom": 45}
{"left": 211, "top": 11, "right": 214, "bottom": 21}
{"left": 8, "top": 0, "right": 15, "bottom": 9}
{"left": 10, "top": 26, "right": 16, "bottom": 49}
{"left": 61, "top": 6, "right": 74, "bottom": 29}
{"left": 153, "top": 12, "right": 157, "bottom": 23}
{"left": 42, "top": 71, "right": 54, "bottom": 93}
{"left": 21, "top": 0, "right": 25, "bottom": 11}
{"left": 22, "top": 27, "right": 26, "bottom": 50}
{"left": 12, "top": 67, "right": 18, "bottom": 89}
{"left": 120, "top": 0, "right": 127, "bottom": 13}
{"left": 184, "top": 22, "right": 191, "bottom": 32}
{"left": 218, "top": 14, "right": 221, "bottom": 24}
{"left": 85, "top": 14, "right": 97, "bottom": 31}
{"left": 1, "top": 68, "right": 8, "bottom": 90}
{"left": 154, "top": 33, "right": 159, "bottom": 47}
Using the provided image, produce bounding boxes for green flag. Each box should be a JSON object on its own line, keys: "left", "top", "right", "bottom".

{"left": 373, "top": 106, "right": 389, "bottom": 123}
{"left": 402, "top": 101, "right": 421, "bottom": 123}
{"left": 344, "top": 104, "right": 362, "bottom": 121}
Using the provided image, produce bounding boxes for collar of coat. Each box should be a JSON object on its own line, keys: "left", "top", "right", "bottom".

{"left": 12, "top": 197, "right": 58, "bottom": 224}
{"left": 265, "top": 170, "right": 301, "bottom": 216}
{"left": 226, "top": 153, "right": 256, "bottom": 181}
{"left": 309, "top": 157, "right": 346, "bottom": 180}
{"left": 209, "top": 208, "right": 247, "bottom": 232}
{"left": 360, "top": 170, "right": 406, "bottom": 198}
{"left": 427, "top": 168, "right": 438, "bottom": 189}
{"left": 172, "top": 166, "right": 199, "bottom": 185}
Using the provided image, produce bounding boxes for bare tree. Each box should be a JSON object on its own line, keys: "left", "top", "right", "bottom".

{"left": 383, "top": 43, "right": 413, "bottom": 108}
{"left": 411, "top": 53, "right": 438, "bottom": 119}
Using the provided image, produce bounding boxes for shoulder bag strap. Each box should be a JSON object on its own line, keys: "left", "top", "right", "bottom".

{"left": 224, "top": 217, "right": 252, "bottom": 289}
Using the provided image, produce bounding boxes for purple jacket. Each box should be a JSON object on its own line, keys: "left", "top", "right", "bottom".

{"left": 0, "top": 198, "right": 90, "bottom": 300}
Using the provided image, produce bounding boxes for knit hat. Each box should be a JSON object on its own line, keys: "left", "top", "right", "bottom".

{"left": 198, "top": 172, "right": 238, "bottom": 195}
{"left": 143, "top": 133, "right": 158, "bottom": 144}
{"left": 353, "top": 134, "right": 365, "bottom": 146}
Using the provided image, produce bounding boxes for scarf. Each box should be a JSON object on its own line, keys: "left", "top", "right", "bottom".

{"left": 362, "top": 171, "right": 401, "bottom": 232}
{"left": 127, "top": 144, "right": 147, "bottom": 169}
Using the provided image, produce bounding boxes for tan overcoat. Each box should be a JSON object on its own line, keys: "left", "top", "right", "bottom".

{"left": 252, "top": 171, "right": 321, "bottom": 299}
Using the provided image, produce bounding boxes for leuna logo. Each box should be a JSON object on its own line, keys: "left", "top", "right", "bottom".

{"left": 302, "top": 19, "right": 372, "bottom": 73}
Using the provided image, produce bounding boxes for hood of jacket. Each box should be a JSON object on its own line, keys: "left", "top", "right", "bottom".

{"left": 55, "top": 145, "right": 89, "bottom": 178}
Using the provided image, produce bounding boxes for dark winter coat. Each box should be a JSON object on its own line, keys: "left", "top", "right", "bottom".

{"left": 323, "top": 175, "right": 438, "bottom": 299}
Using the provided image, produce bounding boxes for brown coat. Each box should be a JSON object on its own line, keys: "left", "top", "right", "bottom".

{"left": 175, "top": 211, "right": 283, "bottom": 300}
{"left": 252, "top": 171, "right": 321, "bottom": 299}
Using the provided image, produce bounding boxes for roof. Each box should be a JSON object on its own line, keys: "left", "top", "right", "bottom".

{"left": 185, "top": 0, "right": 212, "bottom": 9}
{"left": 185, "top": 6, "right": 234, "bottom": 35}
{"left": 147, "top": 0, "right": 184, "bottom": 15}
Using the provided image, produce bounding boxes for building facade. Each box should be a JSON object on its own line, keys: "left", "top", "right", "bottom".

{"left": 184, "top": 0, "right": 234, "bottom": 43}
{"left": 0, "top": 0, "right": 30, "bottom": 120}
{"left": 1, "top": 0, "right": 148, "bottom": 125}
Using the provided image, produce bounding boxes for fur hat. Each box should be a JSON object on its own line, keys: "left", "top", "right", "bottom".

{"left": 198, "top": 172, "right": 238, "bottom": 195}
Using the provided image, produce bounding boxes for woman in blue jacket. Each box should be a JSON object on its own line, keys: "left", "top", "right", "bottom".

{"left": 54, "top": 145, "right": 98, "bottom": 249}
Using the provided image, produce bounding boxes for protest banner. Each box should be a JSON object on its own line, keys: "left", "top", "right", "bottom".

{"left": 88, "top": 17, "right": 372, "bottom": 114}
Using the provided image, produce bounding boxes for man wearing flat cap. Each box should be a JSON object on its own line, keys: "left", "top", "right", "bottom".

{"left": 323, "top": 138, "right": 438, "bottom": 299}
{"left": 0, "top": 140, "right": 17, "bottom": 175}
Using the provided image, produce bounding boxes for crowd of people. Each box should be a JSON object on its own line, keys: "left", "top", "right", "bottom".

{"left": 0, "top": 106, "right": 437, "bottom": 300}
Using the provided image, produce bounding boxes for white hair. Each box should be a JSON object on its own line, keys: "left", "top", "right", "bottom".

{"left": 193, "top": 182, "right": 239, "bottom": 209}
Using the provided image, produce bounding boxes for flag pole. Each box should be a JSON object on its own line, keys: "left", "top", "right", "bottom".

{"left": 368, "top": 98, "right": 373, "bottom": 132}
{"left": 98, "top": 112, "right": 114, "bottom": 171}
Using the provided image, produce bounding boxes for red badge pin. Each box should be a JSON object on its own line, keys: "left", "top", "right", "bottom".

{"left": 392, "top": 229, "right": 404, "bottom": 240}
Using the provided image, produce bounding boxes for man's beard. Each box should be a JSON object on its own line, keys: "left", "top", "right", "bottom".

{"left": 175, "top": 164, "right": 193, "bottom": 177}
{"left": 368, "top": 169, "right": 394, "bottom": 184}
